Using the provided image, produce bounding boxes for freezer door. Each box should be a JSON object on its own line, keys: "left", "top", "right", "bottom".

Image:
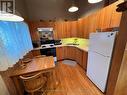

{"left": 87, "top": 51, "right": 111, "bottom": 92}
{"left": 89, "top": 32, "right": 116, "bottom": 57}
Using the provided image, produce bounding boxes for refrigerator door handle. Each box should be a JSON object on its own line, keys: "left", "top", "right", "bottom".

{"left": 88, "top": 50, "right": 110, "bottom": 57}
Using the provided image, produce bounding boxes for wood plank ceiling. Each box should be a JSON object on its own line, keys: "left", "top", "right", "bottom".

{"left": 24, "top": 0, "right": 117, "bottom": 21}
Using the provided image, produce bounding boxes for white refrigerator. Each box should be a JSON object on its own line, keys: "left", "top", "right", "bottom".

{"left": 87, "top": 32, "right": 117, "bottom": 93}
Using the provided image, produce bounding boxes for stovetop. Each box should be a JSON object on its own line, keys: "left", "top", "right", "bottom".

{"left": 41, "top": 44, "right": 55, "bottom": 49}
{"left": 41, "top": 39, "right": 61, "bottom": 45}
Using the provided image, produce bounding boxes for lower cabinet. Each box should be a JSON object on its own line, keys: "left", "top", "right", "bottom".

{"left": 75, "top": 48, "right": 83, "bottom": 67}
{"left": 32, "top": 50, "right": 41, "bottom": 57}
{"left": 82, "top": 52, "right": 88, "bottom": 71}
{"left": 56, "top": 46, "right": 76, "bottom": 60}
{"left": 56, "top": 47, "right": 64, "bottom": 60}
{"left": 64, "top": 46, "right": 76, "bottom": 60}
{"left": 56, "top": 46, "right": 88, "bottom": 70}
{"left": 75, "top": 48, "right": 88, "bottom": 71}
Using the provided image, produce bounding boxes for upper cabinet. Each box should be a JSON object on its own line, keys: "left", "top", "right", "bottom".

{"left": 54, "top": 21, "right": 78, "bottom": 39}
{"left": 28, "top": 1, "right": 123, "bottom": 41}
{"left": 98, "top": 0, "right": 122, "bottom": 29}
{"left": 110, "top": 0, "right": 123, "bottom": 28}
{"left": 77, "top": 0, "right": 123, "bottom": 39}
{"left": 97, "top": 5, "right": 113, "bottom": 29}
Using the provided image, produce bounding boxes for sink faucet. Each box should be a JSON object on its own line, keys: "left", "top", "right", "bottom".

{"left": 74, "top": 39, "right": 78, "bottom": 44}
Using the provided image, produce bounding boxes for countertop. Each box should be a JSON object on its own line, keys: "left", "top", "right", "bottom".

{"left": 34, "top": 38, "right": 89, "bottom": 52}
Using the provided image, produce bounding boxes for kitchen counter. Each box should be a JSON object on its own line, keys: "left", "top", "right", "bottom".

{"left": 33, "top": 38, "right": 89, "bottom": 52}
{"left": 33, "top": 38, "right": 88, "bottom": 70}
{"left": 61, "top": 38, "right": 89, "bottom": 52}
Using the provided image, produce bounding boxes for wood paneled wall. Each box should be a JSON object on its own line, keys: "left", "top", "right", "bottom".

{"left": 27, "top": 0, "right": 122, "bottom": 41}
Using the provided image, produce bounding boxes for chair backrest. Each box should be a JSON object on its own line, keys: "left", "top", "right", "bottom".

{"left": 19, "top": 72, "right": 46, "bottom": 93}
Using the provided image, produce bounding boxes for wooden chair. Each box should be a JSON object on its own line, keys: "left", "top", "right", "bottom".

{"left": 19, "top": 72, "right": 47, "bottom": 95}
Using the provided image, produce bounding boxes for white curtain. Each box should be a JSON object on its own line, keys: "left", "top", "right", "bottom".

{"left": 0, "top": 75, "right": 10, "bottom": 95}
{"left": 0, "top": 21, "right": 33, "bottom": 71}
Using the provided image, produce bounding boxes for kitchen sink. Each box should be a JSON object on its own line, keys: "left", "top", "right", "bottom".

{"left": 67, "top": 43, "right": 79, "bottom": 46}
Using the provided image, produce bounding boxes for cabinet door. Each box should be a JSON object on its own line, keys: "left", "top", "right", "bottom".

{"left": 57, "top": 46, "right": 73, "bottom": 60}
{"left": 99, "top": 6, "right": 113, "bottom": 29}
{"left": 76, "top": 49, "right": 83, "bottom": 66}
{"left": 56, "top": 47, "right": 64, "bottom": 60}
{"left": 110, "top": 1, "right": 122, "bottom": 28}
{"left": 82, "top": 52, "right": 88, "bottom": 71}
{"left": 63, "top": 46, "right": 68, "bottom": 59}
{"left": 70, "top": 21, "right": 78, "bottom": 37}
{"left": 32, "top": 50, "right": 41, "bottom": 57}
{"left": 77, "top": 19, "right": 84, "bottom": 38}
{"left": 63, "top": 46, "right": 77, "bottom": 60}
{"left": 70, "top": 47, "right": 77, "bottom": 60}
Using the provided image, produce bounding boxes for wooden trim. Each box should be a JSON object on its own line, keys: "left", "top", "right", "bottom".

{"left": 57, "top": 58, "right": 76, "bottom": 62}
{"left": 106, "top": 11, "right": 127, "bottom": 95}
{"left": 113, "top": 48, "right": 127, "bottom": 95}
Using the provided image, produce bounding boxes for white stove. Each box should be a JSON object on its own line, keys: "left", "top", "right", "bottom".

{"left": 41, "top": 44, "right": 55, "bottom": 49}
{"left": 40, "top": 44, "right": 57, "bottom": 62}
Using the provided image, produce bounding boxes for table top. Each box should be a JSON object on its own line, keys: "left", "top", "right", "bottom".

{"left": 11, "top": 56, "right": 55, "bottom": 77}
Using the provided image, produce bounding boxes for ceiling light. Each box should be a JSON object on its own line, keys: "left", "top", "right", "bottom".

{"left": 88, "top": 0, "right": 103, "bottom": 3}
{"left": 68, "top": 6, "right": 79, "bottom": 12}
{"left": 0, "top": 11, "right": 24, "bottom": 22}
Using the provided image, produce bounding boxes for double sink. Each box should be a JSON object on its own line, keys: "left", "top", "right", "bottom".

{"left": 66, "top": 39, "right": 79, "bottom": 46}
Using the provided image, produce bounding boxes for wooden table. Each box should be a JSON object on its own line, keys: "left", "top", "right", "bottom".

{"left": 10, "top": 56, "right": 55, "bottom": 95}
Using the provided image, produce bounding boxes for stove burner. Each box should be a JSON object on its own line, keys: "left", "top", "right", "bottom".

{"left": 50, "top": 45, "right": 54, "bottom": 47}
{"left": 42, "top": 46, "right": 46, "bottom": 48}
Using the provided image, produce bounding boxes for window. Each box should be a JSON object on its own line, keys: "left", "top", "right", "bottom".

{"left": 0, "top": 21, "right": 33, "bottom": 71}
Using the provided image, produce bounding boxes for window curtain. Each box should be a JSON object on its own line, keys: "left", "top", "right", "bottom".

{"left": 0, "top": 75, "right": 10, "bottom": 95}
{"left": 0, "top": 21, "right": 33, "bottom": 71}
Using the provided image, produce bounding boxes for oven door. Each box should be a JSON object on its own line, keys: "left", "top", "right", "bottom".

{"left": 40, "top": 48, "right": 57, "bottom": 62}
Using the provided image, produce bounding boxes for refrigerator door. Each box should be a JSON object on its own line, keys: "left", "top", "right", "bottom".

{"left": 87, "top": 51, "right": 111, "bottom": 92}
{"left": 89, "top": 32, "right": 116, "bottom": 57}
